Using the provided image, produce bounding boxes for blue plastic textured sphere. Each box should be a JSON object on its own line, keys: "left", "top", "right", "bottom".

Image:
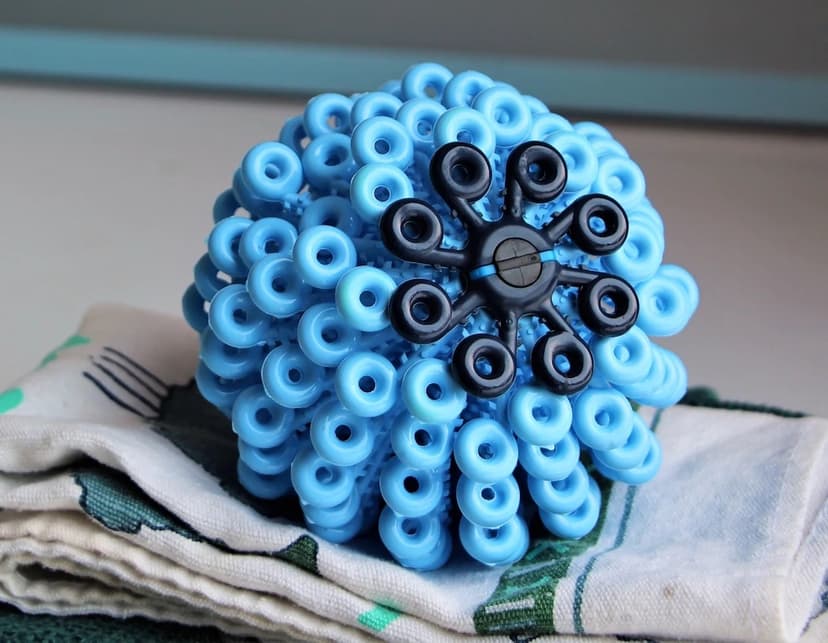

{"left": 183, "top": 63, "right": 698, "bottom": 570}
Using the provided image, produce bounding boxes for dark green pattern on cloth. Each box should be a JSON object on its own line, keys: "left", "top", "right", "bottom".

{"left": 680, "top": 386, "right": 806, "bottom": 418}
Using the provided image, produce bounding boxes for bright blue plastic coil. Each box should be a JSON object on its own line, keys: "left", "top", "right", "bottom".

{"left": 517, "top": 430, "right": 580, "bottom": 481}
{"left": 237, "top": 460, "right": 293, "bottom": 500}
{"left": 572, "top": 388, "right": 635, "bottom": 451}
{"left": 278, "top": 115, "right": 309, "bottom": 156}
{"left": 378, "top": 507, "right": 451, "bottom": 571}
{"left": 194, "top": 361, "right": 253, "bottom": 414}
{"left": 193, "top": 253, "right": 227, "bottom": 301}
{"left": 395, "top": 98, "right": 446, "bottom": 152}
{"left": 297, "top": 303, "right": 361, "bottom": 368}
{"left": 306, "top": 510, "right": 364, "bottom": 544}
{"left": 592, "top": 413, "right": 651, "bottom": 470}
{"left": 334, "top": 351, "right": 397, "bottom": 417}
{"left": 301, "top": 132, "right": 357, "bottom": 192}
{"left": 603, "top": 220, "right": 664, "bottom": 286}
{"left": 290, "top": 445, "right": 356, "bottom": 508}
{"left": 239, "top": 217, "right": 298, "bottom": 268}
{"left": 246, "top": 256, "right": 310, "bottom": 319}
{"left": 530, "top": 112, "right": 574, "bottom": 140}
{"left": 200, "top": 329, "right": 262, "bottom": 380}
{"left": 400, "top": 358, "right": 467, "bottom": 424}
{"left": 350, "top": 92, "right": 403, "bottom": 125}
{"left": 208, "top": 284, "right": 270, "bottom": 348}
{"left": 240, "top": 141, "right": 304, "bottom": 201}
{"left": 573, "top": 121, "right": 613, "bottom": 141}
{"left": 593, "top": 429, "right": 662, "bottom": 484}
{"left": 539, "top": 475, "right": 601, "bottom": 539}
{"left": 472, "top": 86, "right": 532, "bottom": 148}
{"left": 351, "top": 116, "right": 414, "bottom": 168}
{"left": 350, "top": 163, "right": 414, "bottom": 223}
{"left": 522, "top": 94, "right": 549, "bottom": 114}
{"left": 400, "top": 62, "right": 452, "bottom": 102}
{"left": 627, "top": 201, "right": 664, "bottom": 236}
{"left": 212, "top": 188, "right": 240, "bottom": 223}
{"left": 658, "top": 264, "right": 700, "bottom": 315}
{"left": 635, "top": 273, "right": 692, "bottom": 336}
{"left": 377, "top": 78, "right": 402, "bottom": 98}
{"left": 238, "top": 433, "right": 299, "bottom": 476}
{"left": 261, "top": 344, "right": 326, "bottom": 409}
{"left": 232, "top": 384, "right": 296, "bottom": 449}
{"left": 456, "top": 474, "right": 520, "bottom": 529}
{"left": 303, "top": 93, "right": 352, "bottom": 138}
{"left": 380, "top": 458, "right": 445, "bottom": 518}
{"left": 335, "top": 266, "right": 397, "bottom": 332}
{"left": 591, "top": 326, "right": 654, "bottom": 386}
{"left": 310, "top": 400, "right": 374, "bottom": 466}
{"left": 301, "top": 491, "right": 360, "bottom": 530}
{"left": 507, "top": 385, "right": 572, "bottom": 446}
{"left": 527, "top": 461, "right": 590, "bottom": 515}
{"left": 458, "top": 514, "right": 529, "bottom": 567}
{"left": 453, "top": 418, "right": 518, "bottom": 483}
{"left": 442, "top": 70, "right": 494, "bottom": 108}
{"left": 591, "top": 138, "right": 629, "bottom": 159}
{"left": 616, "top": 345, "right": 667, "bottom": 404}
{"left": 207, "top": 216, "right": 252, "bottom": 279}
{"left": 434, "top": 107, "right": 496, "bottom": 159}
{"left": 299, "top": 195, "right": 363, "bottom": 237}
{"left": 293, "top": 225, "right": 357, "bottom": 290}
{"left": 182, "top": 283, "right": 208, "bottom": 333}
{"left": 593, "top": 155, "right": 647, "bottom": 210}
{"left": 544, "top": 131, "right": 598, "bottom": 193}
{"left": 390, "top": 415, "right": 453, "bottom": 470}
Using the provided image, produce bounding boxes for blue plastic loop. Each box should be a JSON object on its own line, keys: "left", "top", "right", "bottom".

{"left": 335, "top": 266, "right": 397, "bottom": 332}
{"left": 572, "top": 388, "right": 635, "bottom": 451}
{"left": 237, "top": 460, "right": 292, "bottom": 500}
{"left": 246, "top": 256, "right": 310, "bottom": 319}
{"left": 459, "top": 514, "right": 529, "bottom": 567}
{"left": 400, "top": 62, "right": 453, "bottom": 101}
{"left": 207, "top": 216, "right": 253, "bottom": 279}
{"left": 261, "top": 344, "right": 326, "bottom": 409}
{"left": 240, "top": 141, "right": 304, "bottom": 202}
{"left": 527, "top": 461, "right": 590, "bottom": 514}
{"left": 380, "top": 458, "right": 445, "bottom": 518}
{"left": 591, "top": 138, "right": 629, "bottom": 159}
{"left": 377, "top": 78, "right": 402, "bottom": 98}
{"left": 350, "top": 164, "right": 414, "bottom": 223}
{"left": 297, "top": 303, "right": 361, "bottom": 367}
{"left": 454, "top": 418, "right": 518, "bottom": 483}
{"left": 350, "top": 92, "right": 403, "bottom": 124}
{"left": 591, "top": 326, "right": 654, "bottom": 386}
{"left": 544, "top": 131, "right": 599, "bottom": 193}
{"left": 517, "top": 430, "right": 580, "bottom": 481}
{"left": 472, "top": 86, "right": 532, "bottom": 148}
{"left": 290, "top": 445, "right": 356, "bottom": 508}
{"left": 200, "top": 329, "right": 262, "bottom": 380}
{"left": 400, "top": 358, "right": 467, "bottom": 424}
{"left": 193, "top": 253, "right": 228, "bottom": 301}
{"left": 300, "top": 195, "right": 363, "bottom": 237}
{"left": 303, "top": 93, "right": 353, "bottom": 138}
{"left": 213, "top": 188, "right": 241, "bottom": 223}
{"left": 292, "top": 225, "right": 357, "bottom": 290}
{"left": 238, "top": 433, "right": 299, "bottom": 475}
{"left": 195, "top": 361, "right": 253, "bottom": 414}
{"left": 645, "top": 347, "right": 688, "bottom": 408}
{"left": 301, "top": 490, "right": 360, "bottom": 529}
{"left": 456, "top": 475, "right": 520, "bottom": 529}
{"left": 208, "top": 284, "right": 270, "bottom": 348}
{"left": 635, "top": 274, "right": 691, "bottom": 336}
{"left": 659, "top": 264, "right": 700, "bottom": 315}
{"left": 182, "top": 283, "right": 208, "bottom": 333}
{"left": 351, "top": 116, "right": 414, "bottom": 169}
{"left": 232, "top": 167, "right": 284, "bottom": 218}
{"left": 539, "top": 475, "right": 601, "bottom": 539}
{"left": 593, "top": 156, "right": 647, "bottom": 210}
{"left": 334, "top": 351, "right": 397, "bottom": 417}
{"left": 530, "top": 112, "right": 574, "bottom": 140}
{"left": 232, "top": 384, "right": 296, "bottom": 449}
{"left": 522, "top": 94, "right": 549, "bottom": 115}
{"left": 573, "top": 121, "right": 613, "bottom": 141}
{"left": 391, "top": 414, "right": 453, "bottom": 470}
{"left": 442, "top": 70, "right": 494, "bottom": 108}
{"left": 310, "top": 400, "right": 375, "bottom": 466}
{"left": 434, "top": 107, "right": 496, "bottom": 159}
{"left": 306, "top": 511, "right": 364, "bottom": 544}
{"left": 627, "top": 202, "right": 665, "bottom": 236}
{"left": 279, "top": 115, "right": 309, "bottom": 156}
{"left": 239, "top": 217, "right": 298, "bottom": 268}
{"left": 378, "top": 507, "right": 450, "bottom": 571}
{"left": 616, "top": 344, "right": 667, "bottom": 404}
{"left": 395, "top": 98, "right": 446, "bottom": 152}
{"left": 603, "top": 219, "right": 664, "bottom": 284}
{"left": 508, "top": 385, "right": 572, "bottom": 446}
{"left": 594, "top": 430, "right": 662, "bottom": 485}
{"left": 592, "top": 413, "right": 651, "bottom": 470}
{"left": 302, "top": 132, "right": 357, "bottom": 192}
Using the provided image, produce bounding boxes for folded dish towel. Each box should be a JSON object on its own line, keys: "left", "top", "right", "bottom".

{"left": 0, "top": 304, "right": 825, "bottom": 642}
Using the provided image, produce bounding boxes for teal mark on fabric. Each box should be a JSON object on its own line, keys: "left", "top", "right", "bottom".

{"left": 73, "top": 467, "right": 203, "bottom": 541}
{"left": 40, "top": 334, "right": 91, "bottom": 367}
{"left": 472, "top": 476, "right": 614, "bottom": 636}
{"left": 571, "top": 408, "right": 664, "bottom": 634}
{"left": 358, "top": 603, "right": 402, "bottom": 632}
{"left": 0, "top": 388, "right": 23, "bottom": 414}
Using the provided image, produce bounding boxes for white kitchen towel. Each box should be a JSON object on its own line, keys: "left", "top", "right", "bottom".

{"left": 0, "top": 304, "right": 825, "bottom": 642}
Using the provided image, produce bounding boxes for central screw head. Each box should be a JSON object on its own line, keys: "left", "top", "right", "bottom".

{"left": 494, "top": 238, "right": 542, "bottom": 287}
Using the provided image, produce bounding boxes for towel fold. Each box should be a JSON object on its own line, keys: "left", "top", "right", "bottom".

{"left": 0, "top": 304, "right": 825, "bottom": 642}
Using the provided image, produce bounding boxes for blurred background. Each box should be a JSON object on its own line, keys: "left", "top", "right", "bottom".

{"left": 1, "top": 0, "right": 826, "bottom": 413}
